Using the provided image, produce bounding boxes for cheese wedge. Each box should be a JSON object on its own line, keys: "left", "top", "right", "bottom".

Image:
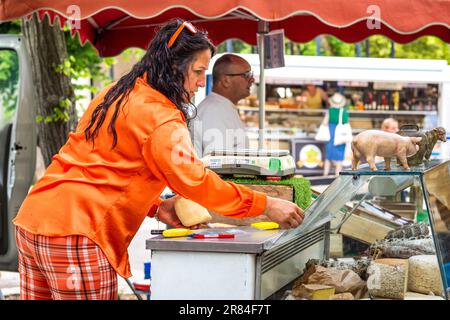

{"left": 295, "top": 284, "right": 336, "bottom": 300}
{"left": 174, "top": 197, "right": 212, "bottom": 227}
{"left": 251, "top": 221, "right": 280, "bottom": 230}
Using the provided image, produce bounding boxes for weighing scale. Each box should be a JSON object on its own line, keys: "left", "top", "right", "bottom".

{"left": 201, "top": 149, "right": 296, "bottom": 177}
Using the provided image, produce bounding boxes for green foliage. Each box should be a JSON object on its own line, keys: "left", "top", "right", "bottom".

{"left": 298, "top": 41, "right": 318, "bottom": 56}
{"left": 217, "top": 40, "right": 255, "bottom": 54}
{"left": 35, "top": 97, "right": 71, "bottom": 124}
{"left": 0, "top": 20, "right": 116, "bottom": 123}
{"left": 0, "top": 21, "right": 21, "bottom": 34}
{"left": 120, "top": 48, "right": 145, "bottom": 62}
{"left": 64, "top": 30, "right": 116, "bottom": 96}
{"left": 220, "top": 35, "right": 450, "bottom": 64}
{"left": 0, "top": 49, "right": 19, "bottom": 124}
{"left": 395, "top": 37, "right": 450, "bottom": 63}
{"left": 322, "top": 36, "right": 356, "bottom": 57}
{"left": 363, "top": 36, "right": 393, "bottom": 58}
{"left": 0, "top": 21, "right": 21, "bottom": 124}
{"left": 0, "top": 19, "right": 116, "bottom": 124}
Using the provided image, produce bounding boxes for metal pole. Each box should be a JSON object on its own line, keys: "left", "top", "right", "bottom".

{"left": 257, "top": 20, "right": 269, "bottom": 150}
{"left": 226, "top": 39, "right": 233, "bottom": 52}
{"left": 315, "top": 36, "right": 321, "bottom": 56}
{"left": 390, "top": 40, "right": 395, "bottom": 58}
{"left": 355, "top": 42, "right": 362, "bottom": 57}
{"left": 365, "top": 39, "right": 370, "bottom": 57}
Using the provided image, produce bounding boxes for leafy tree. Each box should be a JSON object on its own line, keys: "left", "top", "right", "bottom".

{"left": 0, "top": 49, "right": 19, "bottom": 123}
{"left": 322, "top": 36, "right": 356, "bottom": 57}
{"left": 217, "top": 40, "right": 254, "bottom": 53}
{"left": 21, "top": 13, "right": 77, "bottom": 165}
{"left": 1, "top": 17, "right": 116, "bottom": 165}
{"left": 0, "top": 21, "right": 21, "bottom": 123}
{"left": 395, "top": 37, "right": 450, "bottom": 63}
{"left": 219, "top": 35, "right": 449, "bottom": 63}
{"left": 64, "top": 30, "right": 116, "bottom": 97}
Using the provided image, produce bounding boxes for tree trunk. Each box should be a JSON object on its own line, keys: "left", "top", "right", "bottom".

{"left": 21, "top": 13, "right": 77, "bottom": 166}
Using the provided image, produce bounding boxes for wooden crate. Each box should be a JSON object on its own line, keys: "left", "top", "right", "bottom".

{"left": 331, "top": 210, "right": 394, "bottom": 244}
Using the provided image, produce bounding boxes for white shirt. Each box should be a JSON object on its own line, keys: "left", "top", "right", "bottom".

{"left": 189, "top": 92, "right": 249, "bottom": 158}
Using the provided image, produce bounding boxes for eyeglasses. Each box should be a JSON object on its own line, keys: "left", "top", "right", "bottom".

{"left": 225, "top": 70, "right": 254, "bottom": 81}
{"left": 167, "top": 21, "right": 198, "bottom": 48}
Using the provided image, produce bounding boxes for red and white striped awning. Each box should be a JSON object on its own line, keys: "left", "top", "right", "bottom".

{"left": 1, "top": 0, "right": 449, "bottom": 57}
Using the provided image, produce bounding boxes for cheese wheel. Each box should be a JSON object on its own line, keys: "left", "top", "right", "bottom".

{"left": 174, "top": 197, "right": 212, "bottom": 227}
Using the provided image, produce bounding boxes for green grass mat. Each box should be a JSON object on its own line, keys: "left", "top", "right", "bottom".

{"left": 224, "top": 177, "right": 312, "bottom": 209}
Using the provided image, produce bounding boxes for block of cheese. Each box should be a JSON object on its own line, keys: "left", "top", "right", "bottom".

{"left": 162, "top": 228, "right": 194, "bottom": 238}
{"left": 174, "top": 197, "right": 212, "bottom": 227}
{"left": 367, "top": 258, "right": 409, "bottom": 299}
{"left": 408, "top": 255, "right": 443, "bottom": 296}
{"left": 330, "top": 292, "right": 354, "bottom": 300}
{"left": 292, "top": 284, "right": 335, "bottom": 300}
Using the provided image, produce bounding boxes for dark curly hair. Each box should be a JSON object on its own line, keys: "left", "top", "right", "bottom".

{"left": 84, "top": 19, "right": 216, "bottom": 148}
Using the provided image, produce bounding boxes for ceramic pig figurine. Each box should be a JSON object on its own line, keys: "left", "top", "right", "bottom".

{"left": 351, "top": 130, "right": 422, "bottom": 171}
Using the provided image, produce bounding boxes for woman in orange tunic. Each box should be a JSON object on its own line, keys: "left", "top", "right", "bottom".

{"left": 13, "top": 20, "right": 304, "bottom": 300}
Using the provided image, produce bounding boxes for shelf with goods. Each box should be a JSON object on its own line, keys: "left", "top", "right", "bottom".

{"left": 239, "top": 80, "right": 441, "bottom": 176}
{"left": 237, "top": 106, "right": 437, "bottom": 116}
{"left": 240, "top": 80, "right": 440, "bottom": 136}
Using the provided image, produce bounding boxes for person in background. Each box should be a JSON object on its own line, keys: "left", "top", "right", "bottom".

{"left": 381, "top": 117, "right": 399, "bottom": 133}
{"left": 13, "top": 20, "right": 303, "bottom": 300}
{"left": 302, "top": 84, "right": 329, "bottom": 109}
{"left": 190, "top": 54, "right": 254, "bottom": 157}
{"left": 375, "top": 117, "right": 400, "bottom": 163}
{"left": 323, "top": 93, "right": 349, "bottom": 176}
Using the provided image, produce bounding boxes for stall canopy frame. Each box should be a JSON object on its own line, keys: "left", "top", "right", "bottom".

{"left": 1, "top": 0, "right": 449, "bottom": 148}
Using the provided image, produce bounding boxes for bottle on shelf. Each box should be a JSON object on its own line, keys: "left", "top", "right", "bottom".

{"left": 392, "top": 91, "right": 400, "bottom": 111}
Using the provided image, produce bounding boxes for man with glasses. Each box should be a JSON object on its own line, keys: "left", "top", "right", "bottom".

{"left": 190, "top": 54, "right": 255, "bottom": 157}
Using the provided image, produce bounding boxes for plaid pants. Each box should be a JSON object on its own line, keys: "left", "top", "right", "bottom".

{"left": 15, "top": 226, "right": 118, "bottom": 300}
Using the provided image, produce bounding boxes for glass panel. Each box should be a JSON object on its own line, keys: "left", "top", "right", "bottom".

{"left": 423, "top": 161, "right": 450, "bottom": 297}
{"left": 274, "top": 172, "right": 423, "bottom": 246}
{"left": 341, "top": 158, "right": 444, "bottom": 176}
{"left": 270, "top": 162, "right": 448, "bottom": 298}
{"left": 0, "top": 49, "right": 19, "bottom": 127}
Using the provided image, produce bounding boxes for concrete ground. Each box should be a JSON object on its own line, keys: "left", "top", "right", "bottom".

{"left": 0, "top": 217, "right": 163, "bottom": 300}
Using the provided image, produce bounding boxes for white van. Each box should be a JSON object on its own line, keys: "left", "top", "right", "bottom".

{"left": 0, "top": 35, "right": 36, "bottom": 271}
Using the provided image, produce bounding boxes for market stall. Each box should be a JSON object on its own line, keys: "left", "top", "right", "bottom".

{"left": 147, "top": 159, "right": 450, "bottom": 300}
{"left": 1, "top": 0, "right": 449, "bottom": 300}
{"left": 1, "top": 0, "right": 449, "bottom": 149}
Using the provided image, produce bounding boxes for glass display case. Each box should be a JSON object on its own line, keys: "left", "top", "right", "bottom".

{"left": 146, "top": 159, "right": 449, "bottom": 300}
{"left": 279, "top": 158, "right": 449, "bottom": 299}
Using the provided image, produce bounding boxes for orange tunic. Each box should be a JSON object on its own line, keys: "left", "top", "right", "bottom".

{"left": 13, "top": 76, "right": 267, "bottom": 278}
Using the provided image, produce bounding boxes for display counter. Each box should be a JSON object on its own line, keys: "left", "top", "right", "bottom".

{"left": 147, "top": 225, "right": 328, "bottom": 299}
{"left": 146, "top": 159, "right": 450, "bottom": 300}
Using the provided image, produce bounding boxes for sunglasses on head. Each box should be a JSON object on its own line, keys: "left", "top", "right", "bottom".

{"left": 225, "top": 70, "right": 254, "bottom": 81}
{"left": 167, "top": 21, "right": 198, "bottom": 48}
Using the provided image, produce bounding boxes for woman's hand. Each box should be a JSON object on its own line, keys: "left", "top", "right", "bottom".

{"left": 263, "top": 196, "right": 304, "bottom": 229}
{"left": 154, "top": 196, "right": 200, "bottom": 229}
